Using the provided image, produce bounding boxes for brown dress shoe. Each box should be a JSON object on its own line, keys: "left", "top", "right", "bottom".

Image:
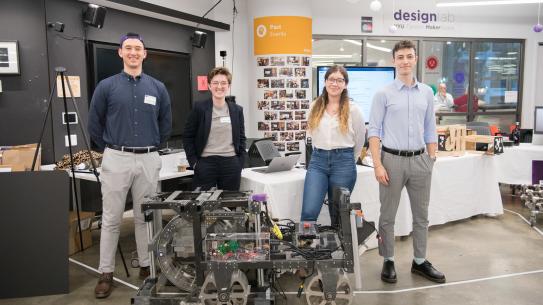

{"left": 95, "top": 272, "right": 113, "bottom": 299}
{"left": 139, "top": 266, "right": 150, "bottom": 280}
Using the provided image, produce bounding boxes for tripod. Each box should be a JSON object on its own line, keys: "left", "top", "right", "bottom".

{"left": 31, "top": 67, "right": 130, "bottom": 277}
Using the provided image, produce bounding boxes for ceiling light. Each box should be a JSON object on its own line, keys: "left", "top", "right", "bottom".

{"left": 312, "top": 55, "right": 353, "bottom": 59}
{"left": 343, "top": 39, "right": 362, "bottom": 46}
{"left": 366, "top": 42, "right": 392, "bottom": 53}
{"left": 437, "top": 0, "right": 542, "bottom": 7}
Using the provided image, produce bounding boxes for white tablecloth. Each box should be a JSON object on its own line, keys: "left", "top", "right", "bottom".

{"left": 241, "top": 153, "right": 503, "bottom": 236}
{"left": 494, "top": 143, "right": 543, "bottom": 185}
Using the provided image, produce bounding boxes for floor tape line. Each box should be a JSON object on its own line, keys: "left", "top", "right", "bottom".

{"left": 69, "top": 258, "right": 139, "bottom": 290}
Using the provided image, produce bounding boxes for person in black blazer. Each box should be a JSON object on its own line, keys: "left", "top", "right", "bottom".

{"left": 183, "top": 67, "right": 246, "bottom": 190}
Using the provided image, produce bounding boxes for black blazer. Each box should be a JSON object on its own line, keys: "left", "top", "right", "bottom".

{"left": 183, "top": 99, "right": 246, "bottom": 168}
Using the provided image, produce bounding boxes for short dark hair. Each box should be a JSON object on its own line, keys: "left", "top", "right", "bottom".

{"left": 120, "top": 32, "right": 144, "bottom": 48}
{"left": 208, "top": 67, "right": 232, "bottom": 84}
{"left": 392, "top": 40, "right": 416, "bottom": 58}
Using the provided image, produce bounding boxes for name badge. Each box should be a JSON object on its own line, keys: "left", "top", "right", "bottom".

{"left": 220, "top": 116, "right": 231, "bottom": 124}
{"left": 144, "top": 95, "right": 156, "bottom": 106}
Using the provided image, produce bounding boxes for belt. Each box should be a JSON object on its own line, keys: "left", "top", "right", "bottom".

{"left": 382, "top": 146, "right": 425, "bottom": 157}
{"left": 106, "top": 144, "right": 158, "bottom": 154}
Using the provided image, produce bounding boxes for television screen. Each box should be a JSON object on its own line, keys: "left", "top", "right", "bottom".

{"left": 88, "top": 41, "right": 192, "bottom": 138}
{"left": 535, "top": 106, "right": 543, "bottom": 134}
{"left": 317, "top": 66, "right": 395, "bottom": 123}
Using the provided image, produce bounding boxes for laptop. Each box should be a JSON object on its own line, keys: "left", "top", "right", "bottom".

{"left": 252, "top": 154, "right": 300, "bottom": 174}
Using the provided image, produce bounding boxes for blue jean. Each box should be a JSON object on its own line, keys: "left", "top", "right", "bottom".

{"left": 301, "top": 147, "right": 357, "bottom": 222}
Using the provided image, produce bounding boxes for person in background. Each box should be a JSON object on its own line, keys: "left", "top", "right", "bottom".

{"left": 368, "top": 40, "right": 445, "bottom": 285}
{"left": 433, "top": 83, "right": 454, "bottom": 112}
{"left": 300, "top": 65, "right": 365, "bottom": 227}
{"left": 453, "top": 87, "right": 479, "bottom": 112}
{"left": 88, "top": 32, "right": 172, "bottom": 299}
{"left": 183, "top": 67, "right": 246, "bottom": 191}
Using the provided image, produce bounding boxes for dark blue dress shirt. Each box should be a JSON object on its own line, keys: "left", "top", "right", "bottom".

{"left": 88, "top": 71, "right": 172, "bottom": 151}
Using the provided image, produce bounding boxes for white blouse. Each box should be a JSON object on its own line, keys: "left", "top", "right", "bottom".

{"left": 308, "top": 102, "right": 366, "bottom": 159}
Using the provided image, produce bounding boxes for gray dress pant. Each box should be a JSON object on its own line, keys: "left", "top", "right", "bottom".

{"left": 378, "top": 151, "right": 434, "bottom": 259}
{"left": 98, "top": 148, "right": 161, "bottom": 273}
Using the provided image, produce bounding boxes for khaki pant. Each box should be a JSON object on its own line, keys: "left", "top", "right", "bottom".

{"left": 98, "top": 148, "right": 161, "bottom": 273}
{"left": 378, "top": 151, "right": 434, "bottom": 259}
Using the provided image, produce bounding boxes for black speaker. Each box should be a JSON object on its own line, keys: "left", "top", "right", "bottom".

{"left": 192, "top": 30, "right": 207, "bottom": 48}
{"left": 83, "top": 4, "right": 107, "bottom": 29}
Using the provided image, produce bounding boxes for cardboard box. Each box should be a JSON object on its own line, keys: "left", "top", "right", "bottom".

{"left": 68, "top": 211, "right": 95, "bottom": 255}
{"left": 0, "top": 144, "right": 41, "bottom": 171}
{"left": 436, "top": 125, "right": 466, "bottom": 157}
{"left": 464, "top": 135, "right": 504, "bottom": 155}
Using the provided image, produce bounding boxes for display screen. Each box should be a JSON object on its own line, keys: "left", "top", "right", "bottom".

{"left": 88, "top": 41, "right": 192, "bottom": 138}
{"left": 535, "top": 106, "right": 543, "bottom": 134}
{"left": 317, "top": 66, "right": 395, "bottom": 123}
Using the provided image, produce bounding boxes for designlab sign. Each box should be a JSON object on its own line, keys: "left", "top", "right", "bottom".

{"left": 390, "top": 5, "right": 456, "bottom": 32}
{"left": 254, "top": 16, "right": 312, "bottom": 55}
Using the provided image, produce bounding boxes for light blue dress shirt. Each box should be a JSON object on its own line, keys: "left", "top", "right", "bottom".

{"left": 368, "top": 78, "right": 437, "bottom": 150}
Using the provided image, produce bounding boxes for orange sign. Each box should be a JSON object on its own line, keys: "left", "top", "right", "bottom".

{"left": 254, "top": 16, "right": 312, "bottom": 55}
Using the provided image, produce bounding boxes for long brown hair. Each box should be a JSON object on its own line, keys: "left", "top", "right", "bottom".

{"left": 308, "top": 65, "right": 350, "bottom": 134}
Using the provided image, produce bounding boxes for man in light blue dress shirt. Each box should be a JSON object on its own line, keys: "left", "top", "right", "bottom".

{"left": 368, "top": 40, "right": 445, "bottom": 284}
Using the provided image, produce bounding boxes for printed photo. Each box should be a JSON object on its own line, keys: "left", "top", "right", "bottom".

{"left": 257, "top": 57, "right": 269, "bottom": 66}
{"left": 279, "top": 67, "right": 293, "bottom": 77}
{"left": 287, "top": 142, "right": 300, "bottom": 151}
{"left": 270, "top": 100, "right": 285, "bottom": 110}
{"left": 271, "top": 79, "right": 284, "bottom": 88}
{"left": 257, "top": 79, "right": 270, "bottom": 88}
{"left": 279, "top": 90, "right": 294, "bottom": 99}
{"left": 264, "top": 111, "right": 277, "bottom": 120}
{"left": 257, "top": 100, "right": 269, "bottom": 110}
{"left": 274, "top": 142, "right": 286, "bottom": 152}
{"left": 271, "top": 121, "right": 285, "bottom": 131}
{"left": 301, "top": 78, "right": 309, "bottom": 88}
{"left": 258, "top": 122, "right": 270, "bottom": 131}
{"left": 296, "top": 89, "right": 306, "bottom": 99}
{"left": 287, "top": 100, "right": 300, "bottom": 110}
{"left": 280, "top": 132, "right": 294, "bottom": 141}
{"left": 279, "top": 111, "right": 293, "bottom": 121}
{"left": 287, "top": 56, "right": 300, "bottom": 65}
{"left": 264, "top": 132, "right": 278, "bottom": 141}
{"left": 295, "top": 68, "right": 306, "bottom": 77}
{"left": 264, "top": 68, "right": 277, "bottom": 77}
{"left": 264, "top": 90, "right": 277, "bottom": 99}
{"left": 295, "top": 111, "right": 306, "bottom": 120}
{"left": 300, "top": 100, "right": 310, "bottom": 109}
{"left": 287, "top": 121, "right": 300, "bottom": 130}
{"left": 270, "top": 56, "right": 286, "bottom": 66}
{"left": 302, "top": 56, "right": 310, "bottom": 66}
{"left": 295, "top": 131, "right": 307, "bottom": 140}
{"left": 300, "top": 121, "right": 308, "bottom": 130}
{"left": 286, "top": 79, "right": 299, "bottom": 88}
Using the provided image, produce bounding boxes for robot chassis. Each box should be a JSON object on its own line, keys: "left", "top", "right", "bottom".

{"left": 132, "top": 187, "right": 365, "bottom": 305}
{"left": 520, "top": 184, "right": 543, "bottom": 226}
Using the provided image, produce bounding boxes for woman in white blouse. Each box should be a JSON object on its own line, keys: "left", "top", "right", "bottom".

{"left": 301, "top": 65, "right": 365, "bottom": 225}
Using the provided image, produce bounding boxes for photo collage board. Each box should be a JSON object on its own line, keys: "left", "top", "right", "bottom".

{"left": 256, "top": 55, "right": 311, "bottom": 152}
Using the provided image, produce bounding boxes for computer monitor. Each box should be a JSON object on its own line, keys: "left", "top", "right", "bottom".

{"left": 316, "top": 66, "right": 396, "bottom": 123}
{"left": 533, "top": 106, "right": 543, "bottom": 145}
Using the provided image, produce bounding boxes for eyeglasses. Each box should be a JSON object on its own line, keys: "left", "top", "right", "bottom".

{"left": 210, "top": 81, "right": 229, "bottom": 87}
{"left": 326, "top": 78, "right": 345, "bottom": 85}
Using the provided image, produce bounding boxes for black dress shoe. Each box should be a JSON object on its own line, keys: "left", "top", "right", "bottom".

{"left": 381, "top": 260, "right": 397, "bottom": 283}
{"left": 411, "top": 260, "right": 446, "bottom": 283}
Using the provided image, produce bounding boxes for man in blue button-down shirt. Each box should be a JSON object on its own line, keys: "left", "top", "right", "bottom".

{"left": 368, "top": 40, "right": 445, "bottom": 285}
{"left": 88, "top": 33, "right": 171, "bottom": 299}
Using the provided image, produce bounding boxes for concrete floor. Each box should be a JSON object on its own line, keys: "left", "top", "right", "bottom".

{"left": 2, "top": 185, "right": 543, "bottom": 305}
